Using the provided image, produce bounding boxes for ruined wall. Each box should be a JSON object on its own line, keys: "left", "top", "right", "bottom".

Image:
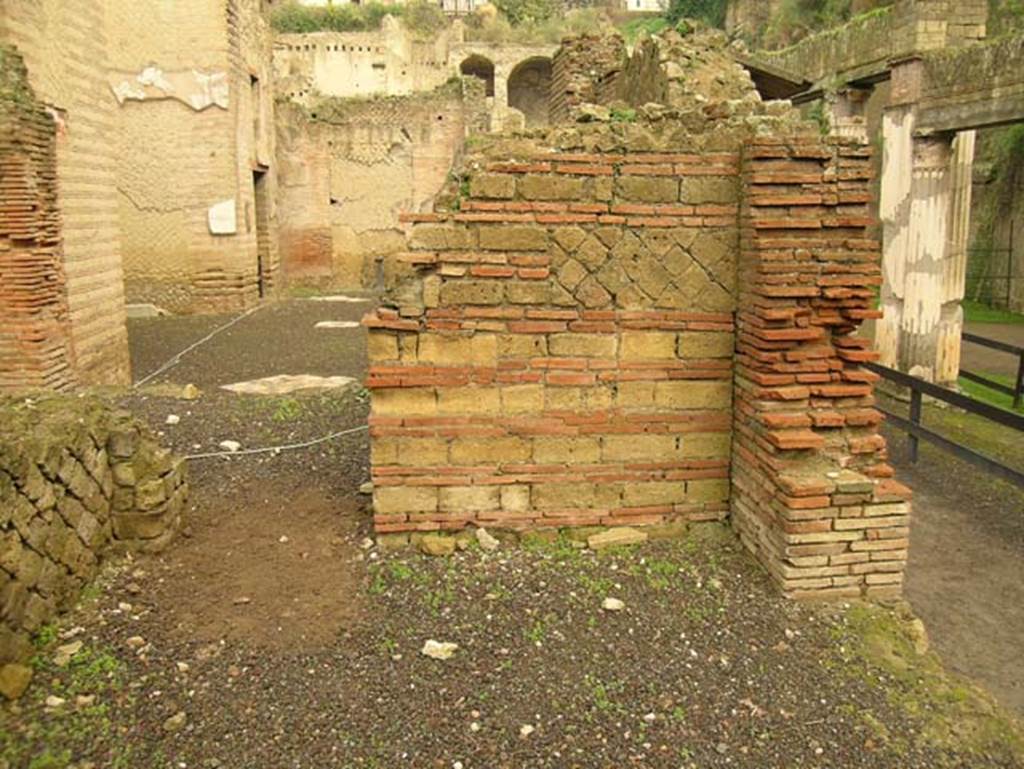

{"left": 0, "top": 0, "right": 131, "bottom": 386}
{"left": 0, "top": 396, "right": 187, "bottom": 663}
{"left": 549, "top": 35, "right": 625, "bottom": 124}
{"left": 753, "top": 0, "right": 987, "bottom": 84}
{"left": 276, "top": 80, "right": 485, "bottom": 288}
{"left": 731, "top": 136, "right": 911, "bottom": 600}
{"left": 107, "top": 0, "right": 279, "bottom": 313}
{"left": 274, "top": 20, "right": 453, "bottom": 103}
{"left": 0, "top": 48, "right": 76, "bottom": 392}
{"left": 365, "top": 133, "right": 742, "bottom": 534}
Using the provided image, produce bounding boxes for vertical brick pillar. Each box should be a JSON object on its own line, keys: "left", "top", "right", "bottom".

{"left": 730, "top": 135, "right": 912, "bottom": 600}
{"left": 0, "top": 47, "right": 77, "bottom": 392}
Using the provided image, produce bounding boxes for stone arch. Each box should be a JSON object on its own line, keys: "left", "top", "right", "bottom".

{"left": 508, "top": 56, "right": 552, "bottom": 129}
{"left": 459, "top": 54, "right": 495, "bottom": 97}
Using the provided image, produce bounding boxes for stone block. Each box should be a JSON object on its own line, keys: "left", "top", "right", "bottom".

{"left": 372, "top": 388, "right": 437, "bottom": 417}
{"left": 588, "top": 527, "right": 648, "bottom": 550}
{"left": 440, "top": 485, "right": 500, "bottom": 512}
{"left": 0, "top": 663, "right": 32, "bottom": 700}
{"left": 478, "top": 226, "right": 548, "bottom": 251}
{"left": 469, "top": 174, "right": 516, "bottom": 199}
{"left": 418, "top": 334, "right": 497, "bottom": 366}
{"left": 501, "top": 385, "right": 544, "bottom": 414}
{"left": 603, "top": 434, "right": 676, "bottom": 462}
{"left": 687, "top": 479, "right": 729, "bottom": 503}
{"left": 533, "top": 482, "right": 595, "bottom": 510}
{"left": 680, "top": 176, "right": 738, "bottom": 204}
{"left": 623, "top": 481, "right": 686, "bottom": 507}
{"left": 374, "top": 486, "right": 438, "bottom": 514}
{"left": 518, "top": 175, "right": 584, "bottom": 200}
{"left": 440, "top": 280, "right": 504, "bottom": 306}
{"left": 450, "top": 437, "right": 530, "bottom": 464}
{"left": 367, "top": 333, "right": 399, "bottom": 362}
{"left": 107, "top": 428, "right": 138, "bottom": 459}
{"left": 135, "top": 479, "right": 167, "bottom": 511}
{"left": 679, "top": 432, "right": 731, "bottom": 459}
{"left": 505, "top": 281, "right": 553, "bottom": 305}
{"left": 112, "top": 509, "right": 170, "bottom": 540}
{"left": 419, "top": 534, "right": 456, "bottom": 556}
{"left": 534, "top": 437, "right": 602, "bottom": 464}
{"left": 615, "top": 176, "right": 678, "bottom": 203}
{"left": 409, "top": 225, "right": 475, "bottom": 250}
{"left": 548, "top": 334, "right": 617, "bottom": 358}
{"left": 620, "top": 331, "right": 677, "bottom": 360}
{"left": 677, "top": 332, "right": 734, "bottom": 359}
{"left": 500, "top": 485, "right": 530, "bottom": 512}
{"left": 437, "top": 387, "right": 501, "bottom": 416}
{"left": 654, "top": 381, "right": 731, "bottom": 409}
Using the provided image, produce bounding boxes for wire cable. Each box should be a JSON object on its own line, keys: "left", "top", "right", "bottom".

{"left": 182, "top": 424, "right": 369, "bottom": 461}
{"left": 133, "top": 305, "right": 263, "bottom": 388}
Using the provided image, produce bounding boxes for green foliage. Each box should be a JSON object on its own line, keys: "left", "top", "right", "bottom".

{"left": 491, "top": 0, "right": 557, "bottom": 26}
{"left": 962, "top": 299, "right": 1024, "bottom": 325}
{"left": 619, "top": 15, "right": 669, "bottom": 43}
{"left": 401, "top": 0, "right": 448, "bottom": 36}
{"left": 609, "top": 106, "right": 637, "bottom": 123}
{"left": 270, "top": 1, "right": 398, "bottom": 33}
{"left": 761, "top": 0, "right": 895, "bottom": 48}
{"left": 464, "top": 6, "right": 607, "bottom": 44}
{"left": 989, "top": 0, "right": 1024, "bottom": 36}
{"left": 966, "top": 125, "right": 1024, "bottom": 306}
{"left": 664, "top": 0, "right": 727, "bottom": 28}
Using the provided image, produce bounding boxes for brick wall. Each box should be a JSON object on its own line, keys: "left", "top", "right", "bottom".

{"left": 731, "top": 136, "right": 911, "bottom": 600}
{"left": 276, "top": 81, "right": 484, "bottom": 289}
{"left": 0, "top": 395, "right": 187, "bottom": 663}
{"left": 0, "top": 0, "right": 131, "bottom": 386}
{"left": 0, "top": 47, "right": 76, "bottom": 392}
{"left": 364, "top": 133, "right": 742, "bottom": 533}
{"left": 549, "top": 35, "right": 624, "bottom": 124}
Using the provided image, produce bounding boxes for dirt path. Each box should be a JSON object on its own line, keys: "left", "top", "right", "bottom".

{"left": 886, "top": 427, "right": 1024, "bottom": 716}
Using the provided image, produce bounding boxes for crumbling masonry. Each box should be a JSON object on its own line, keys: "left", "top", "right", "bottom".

{"left": 364, "top": 30, "right": 912, "bottom": 599}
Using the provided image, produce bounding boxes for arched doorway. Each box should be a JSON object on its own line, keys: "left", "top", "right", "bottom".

{"left": 508, "top": 57, "right": 552, "bottom": 129}
{"left": 459, "top": 54, "right": 495, "bottom": 98}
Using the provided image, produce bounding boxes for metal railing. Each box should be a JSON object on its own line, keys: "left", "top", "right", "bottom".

{"left": 866, "top": 362, "right": 1024, "bottom": 489}
{"left": 959, "top": 331, "right": 1024, "bottom": 410}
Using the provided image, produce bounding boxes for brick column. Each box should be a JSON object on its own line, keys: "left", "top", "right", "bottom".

{"left": 730, "top": 135, "right": 912, "bottom": 600}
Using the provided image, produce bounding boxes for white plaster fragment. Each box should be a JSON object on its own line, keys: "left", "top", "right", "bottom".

{"left": 303, "top": 295, "right": 372, "bottom": 303}
{"left": 314, "top": 321, "right": 360, "bottom": 329}
{"left": 221, "top": 375, "right": 356, "bottom": 396}
{"left": 208, "top": 199, "right": 237, "bottom": 235}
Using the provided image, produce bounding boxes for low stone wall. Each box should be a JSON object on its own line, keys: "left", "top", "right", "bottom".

{"left": 0, "top": 396, "right": 187, "bottom": 663}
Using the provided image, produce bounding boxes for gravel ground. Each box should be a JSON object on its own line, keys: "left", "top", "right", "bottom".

{"left": 2, "top": 300, "right": 1022, "bottom": 768}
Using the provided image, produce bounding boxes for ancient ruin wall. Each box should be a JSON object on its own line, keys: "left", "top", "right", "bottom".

{"left": 752, "top": 0, "right": 987, "bottom": 84}
{"left": 731, "top": 136, "right": 912, "bottom": 600}
{"left": 364, "top": 122, "right": 746, "bottom": 532}
{"left": 0, "top": 48, "right": 77, "bottom": 392}
{"left": 107, "top": 0, "right": 279, "bottom": 313}
{"left": 0, "top": 396, "right": 187, "bottom": 663}
{"left": 276, "top": 81, "right": 486, "bottom": 289}
{"left": 0, "top": 0, "right": 131, "bottom": 385}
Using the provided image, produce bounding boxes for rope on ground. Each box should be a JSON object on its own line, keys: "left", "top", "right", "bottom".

{"left": 183, "top": 424, "right": 369, "bottom": 461}
{"left": 133, "top": 304, "right": 264, "bottom": 389}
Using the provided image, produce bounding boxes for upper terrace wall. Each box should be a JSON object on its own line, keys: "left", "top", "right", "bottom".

{"left": 753, "top": 0, "right": 987, "bottom": 84}
{"left": 275, "top": 20, "right": 453, "bottom": 102}
{"left": 107, "top": 0, "right": 280, "bottom": 313}
{"left": 0, "top": 0, "right": 130, "bottom": 385}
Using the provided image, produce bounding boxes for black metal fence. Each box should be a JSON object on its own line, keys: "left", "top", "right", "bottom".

{"left": 866, "top": 362, "right": 1024, "bottom": 489}
{"left": 959, "top": 331, "right": 1024, "bottom": 409}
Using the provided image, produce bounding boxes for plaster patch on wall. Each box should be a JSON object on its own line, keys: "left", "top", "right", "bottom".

{"left": 110, "top": 67, "right": 229, "bottom": 111}
{"left": 208, "top": 199, "right": 237, "bottom": 235}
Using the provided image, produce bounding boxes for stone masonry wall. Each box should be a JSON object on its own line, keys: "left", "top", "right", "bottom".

{"left": 0, "top": 47, "right": 76, "bottom": 392}
{"left": 0, "top": 395, "right": 187, "bottom": 664}
{"left": 276, "top": 80, "right": 485, "bottom": 289}
{"left": 753, "top": 0, "right": 987, "bottom": 85}
{"left": 364, "top": 134, "right": 743, "bottom": 534}
{"left": 0, "top": 0, "right": 131, "bottom": 385}
{"left": 549, "top": 35, "right": 625, "bottom": 125}
{"left": 731, "top": 136, "right": 912, "bottom": 600}
{"left": 107, "top": 0, "right": 279, "bottom": 313}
